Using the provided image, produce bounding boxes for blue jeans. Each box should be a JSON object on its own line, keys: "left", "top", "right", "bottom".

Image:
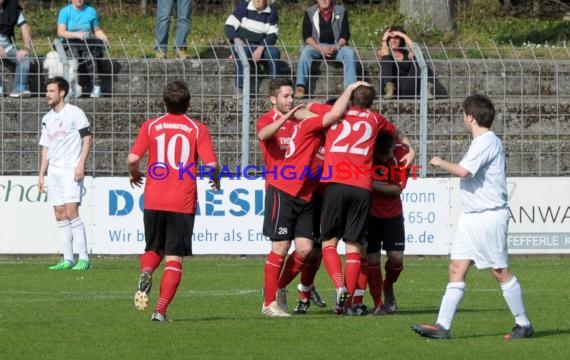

{"left": 296, "top": 44, "right": 357, "bottom": 88}
{"left": 155, "top": 0, "right": 192, "bottom": 51}
{"left": 232, "top": 44, "right": 281, "bottom": 89}
{"left": 5, "top": 46, "right": 30, "bottom": 91}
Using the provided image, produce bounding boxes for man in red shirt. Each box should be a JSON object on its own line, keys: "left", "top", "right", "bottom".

{"left": 319, "top": 84, "right": 415, "bottom": 315}
{"left": 127, "top": 80, "right": 220, "bottom": 322}
{"left": 367, "top": 132, "right": 410, "bottom": 316}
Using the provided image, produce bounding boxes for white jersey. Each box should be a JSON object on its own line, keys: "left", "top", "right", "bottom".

{"left": 458, "top": 131, "right": 507, "bottom": 213}
{"left": 39, "top": 103, "right": 91, "bottom": 168}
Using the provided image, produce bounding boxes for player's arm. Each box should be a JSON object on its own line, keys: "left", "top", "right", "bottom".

{"left": 257, "top": 104, "right": 305, "bottom": 141}
{"left": 322, "top": 81, "right": 371, "bottom": 127}
{"left": 397, "top": 134, "right": 416, "bottom": 166}
{"left": 126, "top": 153, "right": 144, "bottom": 188}
{"left": 75, "top": 128, "right": 92, "bottom": 182}
{"left": 372, "top": 182, "right": 403, "bottom": 196}
{"left": 294, "top": 107, "right": 317, "bottom": 120}
{"left": 38, "top": 146, "right": 49, "bottom": 193}
{"left": 205, "top": 161, "right": 221, "bottom": 191}
{"left": 430, "top": 156, "right": 471, "bottom": 178}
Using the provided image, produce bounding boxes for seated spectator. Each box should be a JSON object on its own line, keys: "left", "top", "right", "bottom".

{"left": 0, "top": 0, "right": 32, "bottom": 97}
{"left": 224, "top": 0, "right": 280, "bottom": 94}
{"left": 57, "top": 0, "right": 108, "bottom": 98}
{"left": 378, "top": 26, "right": 434, "bottom": 100}
{"left": 294, "top": 0, "right": 356, "bottom": 99}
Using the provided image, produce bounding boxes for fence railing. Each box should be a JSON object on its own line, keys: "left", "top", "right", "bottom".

{"left": 0, "top": 39, "right": 569, "bottom": 178}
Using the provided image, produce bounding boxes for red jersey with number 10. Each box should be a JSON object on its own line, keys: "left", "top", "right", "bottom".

{"left": 322, "top": 107, "right": 397, "bottom": 191}
{"left": 130, "top": 113, "right": 217, "bottom": 214}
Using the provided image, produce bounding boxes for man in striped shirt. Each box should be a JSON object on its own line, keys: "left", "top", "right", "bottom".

{"left": 224, "top": 0, "right": 281, "bottom": 93}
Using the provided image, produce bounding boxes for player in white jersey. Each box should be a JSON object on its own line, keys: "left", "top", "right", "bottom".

{"left": 38, "top": 76, "right": 93, "bottom": 270}
{"left": 412, "top": 94, "right": 533, "bottom": 340}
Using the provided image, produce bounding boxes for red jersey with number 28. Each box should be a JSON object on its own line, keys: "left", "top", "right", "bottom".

{"left": 370, "top": 143, "right": 410, "bottom": 218}
{"left": 322, "top": 107, "right": 397, "bottom": 191}
{"left": 256, "top": 109, "right": 293, "bottom": 186}
{"left": 130, "top": 113, "right": 217, "bottom": 214}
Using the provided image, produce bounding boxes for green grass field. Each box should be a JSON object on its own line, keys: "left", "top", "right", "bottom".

{"left": 1, "top": 256, "right": 569, "bottom": 359}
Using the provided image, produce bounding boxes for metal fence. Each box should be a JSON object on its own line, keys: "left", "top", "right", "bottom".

{"left": 1, "top": 39, "right": 569, "bottom": 178}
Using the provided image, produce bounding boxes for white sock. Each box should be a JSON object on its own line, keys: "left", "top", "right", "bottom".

{"left": 70, "top": 217, "right": 89, "bottom": 261}
{"left": 436, "top": 282, "right": 466, "bottom": 330}
{"left": 57, "top": 219, "right": 74, "bottom": 262}
{"left": 501, "top": 276, "right": 531, "bottom": 327}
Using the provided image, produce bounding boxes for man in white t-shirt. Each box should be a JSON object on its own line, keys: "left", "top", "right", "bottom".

{"left": 412, "top": 94, "right": 533, "bottom": 340}
{"left": 38, "top": 76, "right": 93, "bottom": 270}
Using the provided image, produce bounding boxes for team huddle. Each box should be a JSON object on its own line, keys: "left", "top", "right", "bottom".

{"left": 38, "top": 76, "right": 533, "bottom": 339}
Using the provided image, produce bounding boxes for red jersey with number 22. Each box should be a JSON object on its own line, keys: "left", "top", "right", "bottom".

{"left": 322, "top": 107, "right": 397, "bottom": 191}
{"left": 130, "top": 113, "right": 217, "bottom": 214}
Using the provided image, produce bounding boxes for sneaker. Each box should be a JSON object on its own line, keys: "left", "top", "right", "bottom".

{"left": 151, "top": 312, "right": 171, "bottom": 322}
{"left": 504, "top": 324, "right": 534, "bottom": 340}
{"left": 373, "top": 305, "right": 390, "bottom": 316}
{"left": 9, "top": 90, "right": 31, "bottom": 98}
{"left": 276, "top": 287, "right": 288, "bottom": 312}
{"left": 383, "top": 288, "right": 397, "bottom": 314}
{"left": 134, "top": 272, "right": 152, "bottom": 311}
{"left": 411, "top": 323, "right": 451, "bottom": 340}
{"left": 71, "top": 260, "right": 90, "bottom": 270}
{"left": 309, "top": 285, "right": 326, "bottom": 308}
{"left": 90, "top": 85, "right": 101, "bottom": 98}
{"left": 346, "top": 303, "right": 369, "bottom": 316}
{"left": 293, "top": 299, "right": 310, "bottom": 315}
{"left": 155, "top": 49, "right": 167, "bottom": 59}
{"left": 261, "top": 301, "right": 291, "bottom": 317}
{"left": 334, "top": 286, "right": 349, "bottom": 315}
{"left": 48, "top": 259, "right": 74, "bottom": 270}
{"left": 176, "top": 49, "right": 190, "bottom": 59}
{"left": 294, "top": 86, "right": 305, "bottom": 99}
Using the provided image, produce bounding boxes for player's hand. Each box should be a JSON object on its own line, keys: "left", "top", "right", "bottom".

{"left": 209, "top": 178, "right": 220, "bottom": 191}
{"left": 38, "top": 176, "right": 45, "bottom": 193}
{"left": 129, "top": 170, "right": 144, "bottom": 188}
{"left": 75, "top": 165, "right": 85, "bottom": 182}
{"left": 429, "top": 156, "right": 443, "bottom": 167}
{"left": 283, "top": 104, "right": 306, "bottom": 120}
{"left": 401, "top": 147, "right": 416, "bottom": 167}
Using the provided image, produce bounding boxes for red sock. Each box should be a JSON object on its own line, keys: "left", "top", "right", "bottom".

{"left": 154, "top": 261, "right": 182, "bottom": 315}
{"left": 384, "top": 259, "right": 404, "bottom": 291}
{"left": 264, "top": 251, "right": 285, "bottom": 306}
{"left": 344, "top": 252, "right": 361, "bottom": 307}
{"left": 140, "top": 251, "right": 162, "bottom": 274}
{"left": 322, "top": 246, "right": 344, "bottom": 289}
{"left": 353, "top": 257, "right": 368, "bottom": 305}
{"left": 300, "top": 251, "right": 321, "bottom": 287}
{"left": 367, "top": 261, "right": 383, "bottom": 307}
{"left": 278, "top": 251, "right": 306, "bottom": 288}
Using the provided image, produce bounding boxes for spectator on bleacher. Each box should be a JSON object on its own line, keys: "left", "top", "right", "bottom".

{"left": 294, "top": 0, "right": 356, "bottom": 99}
{"left": 155, "top": 0, "right": 191, "bottom": 59}
{"left": 0, "top": 0, "right": 32, "bottom": 97}
{"left": 224, "top": 0, "right": 280, "bottom": 94}
{"left": 378, "top": 26, "right": 434, "bottom": 100}
{"left": 57, "top": 0, "right": 108, "bottom": 98}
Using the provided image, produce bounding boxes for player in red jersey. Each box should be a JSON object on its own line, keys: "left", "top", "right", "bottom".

{"left": 127, "top": 80, "right": 220, "bottom": 322}
{"left": 366, "top": 132, "right": 410, "bottom": 315}
{"left": 319, "top": 84, "right": 416, "bottom": 315}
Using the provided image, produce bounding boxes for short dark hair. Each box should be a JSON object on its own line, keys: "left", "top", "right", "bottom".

{"left": 163, "top": 80, "right": 190, "bottom": 114}
{"left": 269, "top": 78, "right": 293, "bottom": 97}
{"left": 462, "top": 94, "right": 495, "bottom": 128}
{"left": 351, "top": 85, "right": 376, "bottom": 109}
{"left": 46, "top": 76, "right": 69, "bottom": 97}
{"left": 374, "top": 131, "right": 396, "bottom": 163}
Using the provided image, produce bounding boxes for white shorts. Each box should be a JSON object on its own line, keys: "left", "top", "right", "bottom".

{"left": 47, "top": 166, "right": 84, "bottom": 206}
{"left": 450, "top": 208, "right": 509, "bottom": 269}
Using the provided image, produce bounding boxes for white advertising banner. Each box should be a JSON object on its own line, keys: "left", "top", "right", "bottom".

{"left": 2, "top": 176, "right": 568, "bottom": 255}
{"left": 0, "top": 176, "right": 93, "bottom": 254}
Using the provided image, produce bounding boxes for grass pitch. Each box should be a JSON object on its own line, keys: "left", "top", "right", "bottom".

{"left": 1, "top": 256, "right": 569, "bottom": 359}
